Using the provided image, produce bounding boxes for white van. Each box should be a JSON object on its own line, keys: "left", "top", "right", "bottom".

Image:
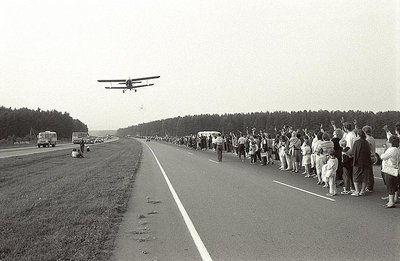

{"left": 37, "top": 131, "right": 57, "bottom": 147}
{"left": 197, "top": 131, "right": 221, "bottom": 137}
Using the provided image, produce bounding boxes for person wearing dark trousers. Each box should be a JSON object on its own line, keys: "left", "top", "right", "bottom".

{"left": 349, "top": 129, "right": 372, "bottom": 196}
{"left": 216, "top": 133, "right": 224, "bottom": 162}
{"left": 380, "top": 135, "right": 400, "bottom": 208}
{"left": 238, "top": 134, "right": 246, "bottom": 160}
{"left": 362, "top": 125, "right": 376, "bottom": 192}
{"left": 80, "top": 138, "right": 85, "bottom": 154}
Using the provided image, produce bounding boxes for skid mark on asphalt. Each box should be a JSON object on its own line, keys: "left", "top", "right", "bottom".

{"left": 143, "top": 142, "right": 213, "bottom": 261}
{"left": 273, "top": 180, "right": 336, "bottom": 202}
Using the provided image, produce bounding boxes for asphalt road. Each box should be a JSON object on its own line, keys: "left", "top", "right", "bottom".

{"left": 113, "top": 139, "right": 400, "bottom": 261}
{"left": 0, "top": 138, "right": 118, "bottom": 159}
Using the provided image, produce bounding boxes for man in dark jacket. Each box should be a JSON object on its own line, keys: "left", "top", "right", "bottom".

{"left": 350, "top": 129, "right": 372, "bottom": 196}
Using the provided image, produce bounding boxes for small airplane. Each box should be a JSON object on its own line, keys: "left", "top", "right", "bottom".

{"left": 97, "top": 76, "right": 160, "bottom": 93}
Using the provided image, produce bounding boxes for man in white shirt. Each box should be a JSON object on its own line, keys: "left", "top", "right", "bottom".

{"left": 343, "top": 122, "right": 357, "bottom": 150}
{"left": 216, "top": 133, "right": 224, "bottom": 162}
{"left": 237, "top": 134, "right": 247, "bottom": 160}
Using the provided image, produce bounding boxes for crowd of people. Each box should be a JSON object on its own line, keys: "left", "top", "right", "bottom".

{"left": 156, "top": 120, "right": 400, "bottom": 208}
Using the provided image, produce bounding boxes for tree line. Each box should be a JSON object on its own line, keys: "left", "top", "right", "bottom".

{"left": 116, "top": 110, "right": 400, "bottom": 139}
{"left": 0, "top": 106, "right": 88, "bottom": 141}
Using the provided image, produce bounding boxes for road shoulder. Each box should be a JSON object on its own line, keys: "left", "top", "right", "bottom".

{"left": 111, "top": 140, "right": 200, "bottom": 261}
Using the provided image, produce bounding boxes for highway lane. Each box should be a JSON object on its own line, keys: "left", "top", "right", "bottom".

{"left": 114, "top": 139, "right": 399, "bottom": 261}
{"left": 0, "top": 138, "right": 118, "bottom": 159}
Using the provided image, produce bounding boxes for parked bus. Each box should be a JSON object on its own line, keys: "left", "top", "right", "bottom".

{"left": 37, "top": 131, "right": 57, "bottom": 148}
{"left": 72, "top": 132, "right": 88, "bottom": 144}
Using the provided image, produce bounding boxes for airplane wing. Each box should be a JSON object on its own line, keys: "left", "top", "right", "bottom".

{"left": 105, "top": 83, "right": 154, "bottom": 89}
{"left": 129, "top": 76, "right": 160, "bottom": 81}
{"left": 119, "top": 81, "right": 141, "bottom": 84}
{"left": 98, "top": 76, "right": 159, "bottom": 82}
{"left": 98, "top": 79, "right": 126, "bottom": 82}
{"left": 131, "top": 83, "right": 154, "bottom": 88}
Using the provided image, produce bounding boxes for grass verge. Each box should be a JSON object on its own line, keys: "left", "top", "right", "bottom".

{"left": 0, "top": 138, "right": 142, "bottom": 261}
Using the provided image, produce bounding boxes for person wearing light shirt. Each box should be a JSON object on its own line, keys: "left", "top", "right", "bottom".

{"left": 216, "top": 133, "right": 224, "bottom": 162}
{"left": 237, "top": 134, "right": 247, "bottom": 160}
{"left": 343, "top": 122, "right": 357, "bottom": 150}
{"left": 380, "top": 135, "right": 400, "bottom": 208}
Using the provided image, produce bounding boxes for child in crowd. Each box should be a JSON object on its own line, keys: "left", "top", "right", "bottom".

{"left": 249, "top": 140, "right": 258, "bottom": 164}
{"left": 302, "top": 136, "right": 312, "bottom": 177}
{"left": 340, "top": 139, "right": 355, "bottom": 194}
{"left": 322, "top": 149, "right": 338, "bottom": 196}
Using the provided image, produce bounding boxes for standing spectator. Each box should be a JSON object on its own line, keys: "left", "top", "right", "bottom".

{"left": 80, "top": 138, "right": 85, "bottom": 154}
{"left": 273, "top": 134, "right": 280, "bottom": 161}
{"left": 267, "top": 134, "right": 275, "bottom": 164}
{"left": 293, "top": 132, "right": 302, "bottom": 173}
{"left": 238, "top": 134, "right": 246, "bottom": 160}
{"left": 383, "top": 123, "right": 400, "bottom": 141}
{"left": 232, "top": 133, "right": 238, "bottom": 155}
{"left": 343, "top": 121, "right": 357, "bottom": 150}
{"left": 278, "top": 135, "right": 288, "bottom": 170}
{"left": 245, "top": 134, "right": 250, "bottom": 157}
{"left": 215, "top": 133, "right": 224, "bottom": 162}
{"left": 284, "top": 132, "right": 296, "bottom": 171}
{"left": 199, "top": 135, "right": 204, "bottom": 150}
{"left": 302, "top": 136, "right": 312, "bottom": 177}
{"left": 380, "top": 135, "right": 400, "bottom": 208}
{"left": 255, "top": 135, "right": 262, "bottom": 162}
{"left": 212, "top": 135, "right": 217, "bottom": 151}
{"left": 362, "top": 125, "right": 376, "bottom": 192}
{"left": 249, "top": 140, "right": 258, "bottom": 164}
{"left": 315, "top": 132, "right": 334, "bottom": 185}
{"left": 340, "top": 139, "right": 355, "bottom": 194}
{"left": 349, "top": 129, "right": 372, "bottom": 196}
{"left": 332, "top": 128, "right": 344, "bottom": 186}
{"left": 261, "top": 134, "right": 268, "bottom": 165}
{"left": 311, "top": 131, "right": 322, "bottom": 177}
{"left": 322, "top": 149, "right": 339, "bottom": 196}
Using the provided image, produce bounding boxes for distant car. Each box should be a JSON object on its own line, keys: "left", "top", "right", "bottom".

{"left": 146, "top": 137, "right": 151, "bottom": 142}
{"left": 94, "top": 138, "right": 102, "bottom": 143}
{"left": 86, "top": 138, "right": 95, "bottom": 144}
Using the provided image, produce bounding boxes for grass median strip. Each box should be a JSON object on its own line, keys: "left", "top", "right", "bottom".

{"left": 0, "top": 138, "right": 142, "bottom": 261}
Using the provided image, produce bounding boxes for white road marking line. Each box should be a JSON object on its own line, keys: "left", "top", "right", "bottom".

{"left": 208, "top": 159, "right": 219, "bottom": 164}
{"left": 273, "top": 180, "right": 336, "bottom": 202}
{"left": 143, "top": 143, "right": 213, "bottom": 261}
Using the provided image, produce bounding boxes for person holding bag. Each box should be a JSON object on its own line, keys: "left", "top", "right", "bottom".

{"left": 380, "top": 135, "right": 400, "bottom": 208}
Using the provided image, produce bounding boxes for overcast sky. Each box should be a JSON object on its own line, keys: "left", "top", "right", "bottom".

{"left": 1, "top": 0, "right": 399, "bottom": 130}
